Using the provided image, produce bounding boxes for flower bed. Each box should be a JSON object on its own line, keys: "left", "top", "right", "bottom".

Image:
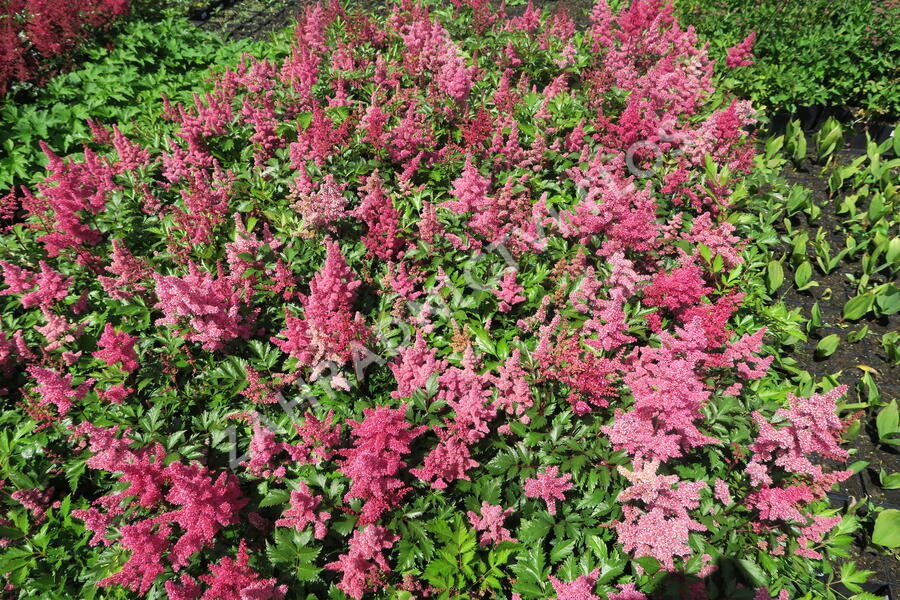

{"left": 0, "top": 0, "right": 133, "bottom": 96}
{"left": 0, "top": 1, "right": 863, "bottom": 598}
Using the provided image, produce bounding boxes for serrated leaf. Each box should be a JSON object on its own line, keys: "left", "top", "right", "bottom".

{"left": 550, "top": 538, "right": 575, "bottom": 563}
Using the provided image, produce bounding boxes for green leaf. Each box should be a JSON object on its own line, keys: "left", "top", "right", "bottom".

{"left": 815, "top": 334, "right": 840, "bottom": 358}
{"left": 843, "top": 293, "right": 874, "bottom": 320}
{"left": 794, "top": 261, "right": 812, "bottom": 289}
{"left": 550, "top": 539, "right": 575, "bottom": 563}
{"left": 739, "top": 557, "right": 768, "bottom": 586}
{"left": 876, "top": 400, "right": 899, "bottom": 444}
{"left": 259, "top": 488, "right": 291, "bottom": 508}
{"left": 872, "top": 509, "right": 900, "bottom": 547}
{"left": 766, "top": 260, "right": 784, "bottom": 293}
{"left": 879, "top": 469, "right": 900, "bottom": 490}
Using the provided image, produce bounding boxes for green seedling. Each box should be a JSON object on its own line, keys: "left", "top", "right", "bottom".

{"left": 876, "top": 400, "right": 900, "bottom": 446}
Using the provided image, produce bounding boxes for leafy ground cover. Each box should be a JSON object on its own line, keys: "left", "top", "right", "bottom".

{"left": 673, "top": 0, "right": 900, "bottom": 118}
{"left": 0, "top": 1, "right": 896, "bottom": 599}
{"left": 0, "top": 0, "right": 133, "bottom": 96}
{"left": 0, "top": 11, "right": 292, "bottom": 192}
{"left": 731, "top": 118, "right": 900, "bottom": 596}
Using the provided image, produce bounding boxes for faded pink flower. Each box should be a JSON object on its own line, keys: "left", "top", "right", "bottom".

{"left": 325, "top": 526, "right": 398, "bottom": 600}
{"left": 524, "top": 466, "right": 573, "bottom": 515}
{"left": 467, "top": 502, "right": 516, "bottom": 547}
{"left": 548, "top": 568, "right": 600, "bottom": 600}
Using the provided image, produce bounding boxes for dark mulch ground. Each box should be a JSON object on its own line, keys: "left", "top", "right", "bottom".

{"left": 777, "top": 146, "right": 899, "bottom": 597}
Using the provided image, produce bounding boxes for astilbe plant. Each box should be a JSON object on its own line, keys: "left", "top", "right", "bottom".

{"left": 0, "top": 0, "right": 862, "bottom": 598}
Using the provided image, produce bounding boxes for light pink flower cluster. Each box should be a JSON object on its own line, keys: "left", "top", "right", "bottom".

{"left": 548, "top": 569, "right": 601, "bottom": 600}
{"left": 523, "top": 465, "right": 573, "bottom": 515}
{"left": 743, "top": 387, "right": 852, "bottom": 552}
{"left": 612, "top": 459, "right": 707, "bottom": 571}
{"left": 153, "top": 262, "right": 256, "bottom": 352}
{"left": 467, "top": 501, "right": 516, "bottom": 547}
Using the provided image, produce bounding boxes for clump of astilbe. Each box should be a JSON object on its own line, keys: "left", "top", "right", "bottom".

{"left": 241, "top": 410, "right": 341, "bottom": 477}
{"left": 25, "top": 365, "right": 93, "bottom": 419}
{"left": 612, "top": 459, "right": 707, "bottom": 571}
{"left": 92, "top": 323, "right": 139, "bottom": 373}
{"left": 71, "top": 425, "right": 249, "bottom": 596}
{"left": 397, "top": 10, "right": 476, "bottom": 103}
{"left": 725, "top": 31, "right": 756, "bottom": 69}
{"left": 389, "top": 331, "right": 447, "bottom": 400}
{"left": 547, "top": 569, "right": 602, "bottom": 600}
{"left": 741, "top": 387, "right": 853, "bottom": 557}
{"left": 168, "top": 166, "right": 235, "bottom": 249}
{"left": 533, "top": 319, "right": 623, "bottom": 414}
{"left": 353, "top": 170, "right": 405, "bottom": 261}
{"left": 26, "top": 142, "right": 114, "bottom": 260}
{"left": 493, "top": 267, "right": 526, "bottom": 312}
{"left": 467, "top": 502, "right": 516, "bottom": 546}
{"left": 275, "top": 482, "right": 330, "bottom": 540}
{"left": 523, "top": 465, "right": 573, "bottom": 515}
{"left": 601, "top": 315, "right": 772, "bottom": 463}
{"left": 0, "top": 259, "right": 72, "bottom": 309}
{"left": 326, "top": 525, "right": 399, "bottom": 600}
{"left": 271, "top": 240, "right": 369, "bottom": 380}
{"left": 97, "top": 239, "right": 152, "bottom": 300}
{"left": 338, "top": 404, "right": 426, "bottom": 525}
{"left": 0, "top": 0, "right": 859, "bottom": 596}
{"left": 153, "top": 261, "right": 257, "bottom": 352}
{"left": 168, "top": 539, "right": 287, "bottom": 600}
{"left": 289, "top": 172, "right": 350, "bottom": 236}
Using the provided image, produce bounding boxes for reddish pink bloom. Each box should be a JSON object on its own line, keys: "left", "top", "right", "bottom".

{"left": 11, "top": 487, "right": 55, "bottom": 522}
{"left": 642, "top": 264, "right": 710, "bottom": 312}
{"left": 93, "top": 323, "right": 139, "bottom": 372}
{"left": 198, "top": 539, "right": 287, "bottom": 600}
{"left": 725, "top": 32, "right": 756, "bottom": 68}
{"left": 271, "top": 240, "right": 369, "bottom": 378}
{"left": 26, "top": 365, "right": 93, "bottom": 417}
{"left": 153, "top": 262, "right": 255, "bottom": 351}
{"left": 99, "top": 384, "right": 133, "bottom": 404}
{"left": 338, "top": 404, "right": 426, "bottom": 525}
{"left": 99, "top": 520, "right": 171, "bottom": 595}
{"left": 275, "top": 482, "right": 330, "bottom": 540}
{"left": 163, "top": 462, "right": 249, "bottom": 570}
{"left": 493, "top": 268, "right": 526, "bottom": 312}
